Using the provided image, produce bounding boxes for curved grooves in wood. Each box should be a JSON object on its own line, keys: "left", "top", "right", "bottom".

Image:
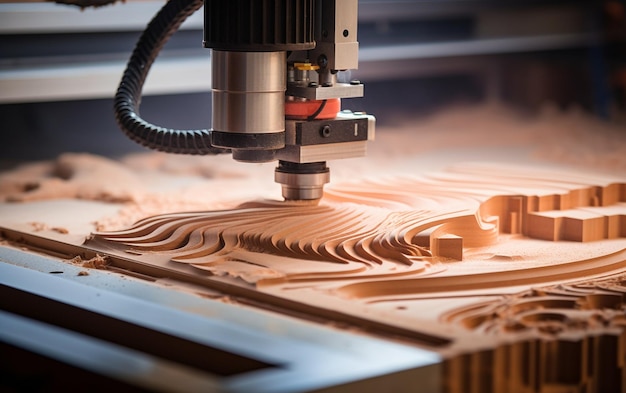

{"left": 90, "top": 164, "right": 625, "bottom": 288}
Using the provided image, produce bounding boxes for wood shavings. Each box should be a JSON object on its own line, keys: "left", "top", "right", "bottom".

{"left": 68, "top": 254, "right": 110, "bottom": 270}
{"left": 29, "top": 222, "right": 48, "bottom": 232}
{"left": 27, "top": 222, "right": 69, "bottom": 234}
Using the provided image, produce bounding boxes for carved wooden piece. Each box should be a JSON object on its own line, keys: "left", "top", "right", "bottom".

{"left": 84, "top": 162, "right": 626, "bottom": 392}
{"left": 2, "top": 105, "right": 625, "bottom": 391}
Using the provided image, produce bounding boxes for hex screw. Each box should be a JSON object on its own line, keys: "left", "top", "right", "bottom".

{"left": 317, "top": 55, "right": 328, "bottom": 69}
{"left": 320, "top": 125, "right": 331, "bottom": 138}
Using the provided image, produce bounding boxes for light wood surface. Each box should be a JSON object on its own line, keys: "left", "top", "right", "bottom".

{"left": 1, "top": 105, "right": 625, "bottom": 391}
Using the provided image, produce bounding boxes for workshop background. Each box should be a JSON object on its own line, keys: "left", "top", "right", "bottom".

{"left": 0, "top": 0, "right": 624, "bottom": 168}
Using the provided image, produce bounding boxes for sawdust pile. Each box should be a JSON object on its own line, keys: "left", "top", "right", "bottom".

{"left": 0, "top": 153, "right": 142, "bottom": 203}
{"left": 369, "top": 104, "right": 626, "bottom": 173}
{"left": 68, "top": 254, "right": 109, "bottom": 269}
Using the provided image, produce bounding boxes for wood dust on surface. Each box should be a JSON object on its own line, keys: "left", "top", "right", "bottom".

{"left": 0, "top": 103, "right": 624, "bottom": 232}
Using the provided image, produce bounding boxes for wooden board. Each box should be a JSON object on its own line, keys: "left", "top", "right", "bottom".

{"left": 2, "top": 105, "right": 626, "bottom": 391}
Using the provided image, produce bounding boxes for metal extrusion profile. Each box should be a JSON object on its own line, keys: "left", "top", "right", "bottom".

{"left": 0, "top": 252, "right": 442, "bottom": 393}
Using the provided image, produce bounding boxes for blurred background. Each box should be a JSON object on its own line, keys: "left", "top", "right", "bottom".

{"left": 0, "top": 0, "right": 624, "bottom": 168}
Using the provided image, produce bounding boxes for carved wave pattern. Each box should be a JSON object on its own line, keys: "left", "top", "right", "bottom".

{"left": 91, "top": 163, "right": 625, "bottom": 285}
{"left": 92, "top": 203, "right": 457, "bottom": 283}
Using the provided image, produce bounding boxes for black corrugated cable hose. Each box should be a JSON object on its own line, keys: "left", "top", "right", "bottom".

{"left": 114, "top": 0, "right": 229, "bottom": 155}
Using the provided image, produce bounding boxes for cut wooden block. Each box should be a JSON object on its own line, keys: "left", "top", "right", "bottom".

{"left": 527, "top": 208, "right": 623, "bottom": 242}
{"left": 431, "top": 234, "right": 463, "bottom": 261}
{"left": 527, "top": 213, "right": 560, "bottom": 241}
{"left": 562, "top": 214, "right": 606, "bottom": 242}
